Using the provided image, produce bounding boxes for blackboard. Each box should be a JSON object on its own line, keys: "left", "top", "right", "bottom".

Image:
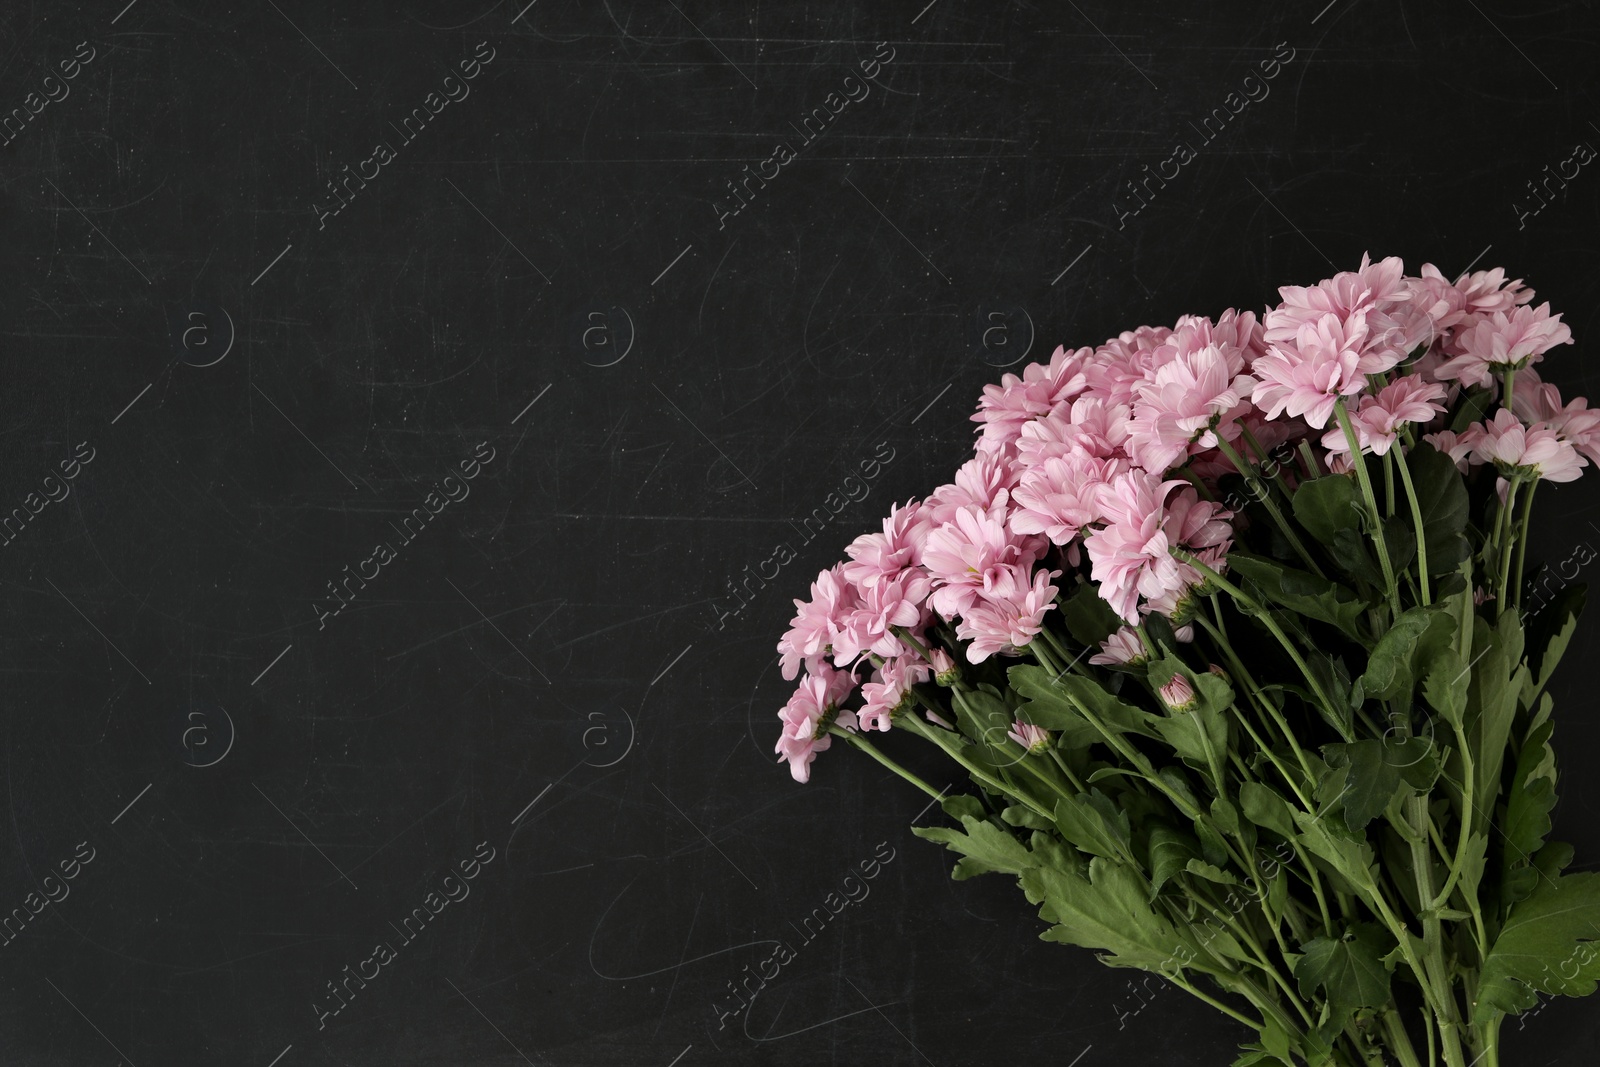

{"left": 2, "top": 1, "right": 1598, "bottom": 1064}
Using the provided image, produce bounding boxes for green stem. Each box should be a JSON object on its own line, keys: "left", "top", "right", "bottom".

{"left": 1392, "top": 444, "right": 1432, "bottom": 604}
{"left": 898, "top": 714, "right": 1055, "bottom": 822}
{"left": 1406, "top": 794, "right": 1466, "bottom": 1056}
{"left": 1381, "top": 1008, "right": 1425, "bottom": 1067}
{"left": 1175, "top": 552, "right": 1353, "bottom": 741}
{"left": 1495, "top": 478, "right": 1524, "bottom": 612}
{"left": 1470, "top": 1013, "right": 1502, "bottom": 1067}
{"left": 1334, "top": 398, "right": 1402, "bottom": 617}
{"left": 830, "top": 727, "right": 945, "bottom": 802}
{"left": 1167, "top": 973, "right": 1262, "bottom": 1029}
{"left": 1510, "top": 479, "right": 1538, "bottom": 611}
{"left": 1214, "top": 436, "right": 1326, "bottom": 578}
{"left": 1194, "top": 614, "right": 1317, "bottom": 796}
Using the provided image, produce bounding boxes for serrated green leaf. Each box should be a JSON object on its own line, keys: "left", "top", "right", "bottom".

{"left": 1505, "top": 722, "right": 1558, "bottom": 862}
{"left": 1360, "top": 605, "right": 1452, "bottom": 702}
{"left": 1186, "top": 858, "right": 1239, "bottom": 885}
{"left": 1321, "top": 737, "right": 1438, "bottom": 832}
{"left": 951, "top": 684, "right": 1016, "bottom": 746}
{"left": 940, "top": 794, "right": 985, "bottom": 821}
{"left": 1523, "top": 582, "right": 1585, "bottom": 709}
{"left": 1059, "top": 580, "right": 1125, "bottom": 648}
{"left": 1002, "top": 803, "right": 1056, "bottom": 832}
{"left": 1294, "top": 809, "right": 1377, "bottom": 893}
{"left": 1293, "top": 923, "right": 1396, "bottom": 1037}
{"left": 912, "top": 812, "right": 1036, "bottom": 880}
{"left": 1422, "top": 649, "right": 1469, "bottom": 730}
{"left": 1474, "top": 871, "right": 1600, "bottom": 1022}
{"left": 1471, "top": 610, "right": 1529, "bottom": 806}
{"left": 1053, "top": 790, "right": 1132, "bottom": 863}
{"left": 1227, "top": 553, "right": 1369, "bottom": 639}
{"left": 1006, "top": 664, "right": 1103, "bottom": 749}
{"left": 1022, "top": 857, "right": 1214, "bottom": 973}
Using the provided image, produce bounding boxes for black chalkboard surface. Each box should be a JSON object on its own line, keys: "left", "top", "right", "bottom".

{"left": 2, "top": 2, "right": 1598, "bottom": 1064}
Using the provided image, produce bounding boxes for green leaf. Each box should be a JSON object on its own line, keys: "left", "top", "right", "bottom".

{"left": 1226, "top": 553, "right": 1368, "bottom": 639}
{"left": 1421, "top": 650, "right": 1470, "bottom": 730}
{"left": 1293, "top": 923, "right": 1396, "bottom": 1036}
{"left": 1009, "top": 666, "right": 1165, "bottom": 750}
{"left": 912, "top": 811, "right": 1036, "bottom": 880}
{"left": 1186, "top": 858, "right": 1239, "bottom": 885}
{"left": 1022, "top": 857, "right": 1205, "bottom": 971}
{"left": 1471, "top": 610, "right": 1529, "bottom": 805}
{"left": 1059, "top": 580, "right": 1124, "bottom": 648}
{"left": 1053, "top": 791, "right": 1133, "bottom": 863}
{"left": 1007, "top": 665, "right": 1104, "bottom": 749}
{"left": 1449, "top": 386, "right": 1494, "bottom": 432}
{"left": 1293, "top": 472, "right": 1357, "bottom": 546}
{"left": 1294, "top": 809, "right": 1377, "bottom": 894}
{"left": 1523, "top": 582, "right": 1585, "bottom": 708}
{"left": 940, "top": 793, "right": 986, "bottom": 821}
{"left": 1155, "top": 766, "right": 1204, "bottom": 816}
{"left": 1001, "top": 804, "right": 1056, "bottom": 832}
{"left": 952, "top": 684, "right": 1016, "bottom": 746}
{"left": 1331, "top": 526, "right": 1384, "bottom": 588}
{"left": 1196, "top": 817, "right": 1232, "bottom": 871}
{"left": 1321, "top": 738, "right": 1438, "bottom": 832}
{"left": 1147, "top": 822, "right": 1202, "bottom": 898}
{"left": 1211, "top": 797, "right": 1242, "bottom": 836}
{"left": 1403, "top": 442, "right": 1472, "bottom": 576}
{"left": 1474, "top": 871, "right": 1600, "bottom": 1022}
{"left": 1505, "top": 722, "right": 1558, "bottom": 861}
{"left": 1239, "top": 782, "right": 1299, "bottom": 838}
{"left": 1359, "top": 605, "right": 1453, "bottom": 702}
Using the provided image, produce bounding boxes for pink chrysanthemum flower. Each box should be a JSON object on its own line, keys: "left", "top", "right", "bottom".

{"left": 777, "top": 565, "right": 858, "bottom": 680}
{"left": 1087, "top": 472, "right": 1230, "bottom": 623}
{"left": 971, "top": 344, "right": 1091, "bottom": 455}
{"left": 1250, "top": 311, "right": 1372, "bottom": 428}
{"left": 842, "top": 500, "right": 930, "bottom": 589}
{"left": 1471, "top": 408, "right": 1586, "bottom": 485}
{"left": 923, "top": 506, "right": 1044, "bottom": 619}
{"left": 1408, "top": 264, "right": 1534, "bottom": 344}
{"left": 1321, "top": 376, "right": 1448, "bottom": 458}
{"left": 1089, "top": 625, "right": 1148, "bottom": 666}
{"left": 1129, "top": 343, "right": 1256, "bottom": 472}
{"left": 954, "top": 566, "right": 1060, "bottom": 662}
{"left": 1009, "top": 453, "right": 1119, "bottom": 549}
{"left": 832, "top": 569, "right": 931, "bottom": 666}
{"left": 1014, "top": 396, "right": 1133, "bottom": 468}
{"left": 1084, "top": 326, "right": 1175, "bottom": 408}
{"left": 857, "top": 657, "right": 932, "bottom": 732}
{"left": 1434, "top": 303, "right": 1573, "bottom": 387}
{"left": 774, "top": 664, "right": 858, "bottom": 783}
{"left": 1265, "top": 254, "right": 1417, "bottom": 375}
{"left": 1424, "top": 428, "right": 1480, "bottom": 474}
{"left": 924, "top": 453, "right": 1017, "bottom": 526}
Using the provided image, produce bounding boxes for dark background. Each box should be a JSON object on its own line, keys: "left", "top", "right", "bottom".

{"left": 0, "top": 1, "right": 1597, "bottom": 1064}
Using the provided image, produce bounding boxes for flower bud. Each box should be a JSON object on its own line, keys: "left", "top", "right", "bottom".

{"left": 1159, "top": 673, "right": 1197, "bottom": 712}
{"left": 1006, "top": 720, "right": 1051, "bottom": 753}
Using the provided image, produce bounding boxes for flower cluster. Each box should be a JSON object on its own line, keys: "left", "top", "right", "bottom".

{"left": 773, "top": 255, "right": 1583, "bottom": 782}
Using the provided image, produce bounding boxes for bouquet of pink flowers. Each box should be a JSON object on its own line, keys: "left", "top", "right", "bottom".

{"left": 771, "top": 255, "right": 1600, "bottom": 1067}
